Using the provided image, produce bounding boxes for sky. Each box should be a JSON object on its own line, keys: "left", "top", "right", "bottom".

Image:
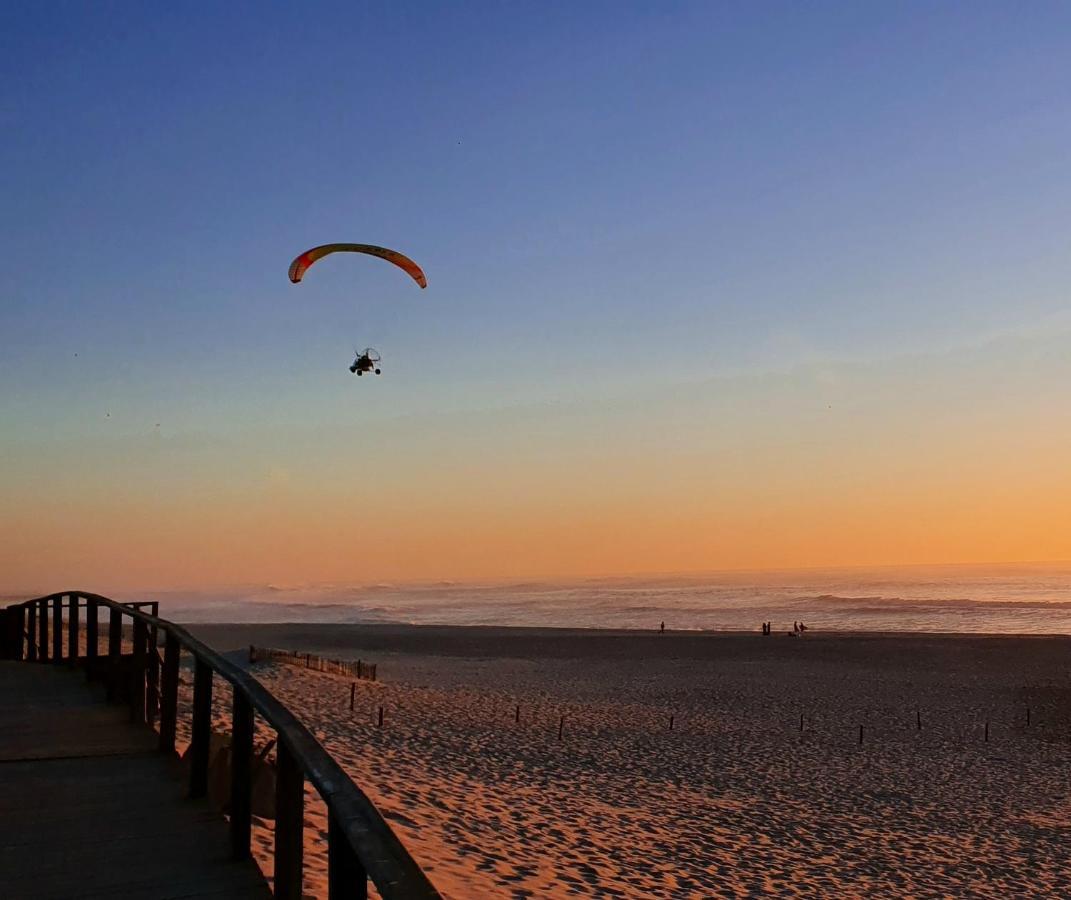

{"left": 2, "top": 2, "right": 1070, "bottom": 591}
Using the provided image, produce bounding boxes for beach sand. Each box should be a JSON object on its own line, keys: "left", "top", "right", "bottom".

{"left": 182, "top": 625, "right": 1071, "bottom": 898}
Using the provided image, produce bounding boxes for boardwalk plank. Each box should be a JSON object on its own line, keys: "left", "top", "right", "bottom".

{"left": 0, "top": 661, "right": 271, "bottom": 900}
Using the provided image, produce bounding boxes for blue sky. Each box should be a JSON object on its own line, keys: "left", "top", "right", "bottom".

{"left": 2, "top": 2, "right": 1070, "bottom": 587}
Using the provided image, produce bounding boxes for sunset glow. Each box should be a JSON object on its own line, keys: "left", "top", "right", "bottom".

{"left": 2, "top": 3, "right": 1070, "bottom": 593}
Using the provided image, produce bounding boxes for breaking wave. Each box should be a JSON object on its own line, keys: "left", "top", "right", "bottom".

{"left": 124, "top": 564, "right": 1071, "bottom": 634}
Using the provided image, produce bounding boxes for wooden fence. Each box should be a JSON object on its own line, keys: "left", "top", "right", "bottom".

{"left": 250, "top": 645, "right": 377, "bottom": 682}
{"left": 3, "top": 593, "right": 434, "bottom": 899}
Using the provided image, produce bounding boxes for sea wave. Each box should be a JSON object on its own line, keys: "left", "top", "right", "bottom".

{"left": 113, "top": 564, "right": 1071, "bottom": 634}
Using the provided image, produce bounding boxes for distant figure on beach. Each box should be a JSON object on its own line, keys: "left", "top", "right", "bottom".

{"left": 799, "top": 621, "right": 808, "bottom": 632}
{"left": 660, "top": 621, "right": 665, "bottom": 634}
{"left": 793, "top": 621, "right": 799, "bottom": 634}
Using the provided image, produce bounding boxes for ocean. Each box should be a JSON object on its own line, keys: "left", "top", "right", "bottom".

{"left": 120, "top": 563, "right": 1071, "bottom": 634}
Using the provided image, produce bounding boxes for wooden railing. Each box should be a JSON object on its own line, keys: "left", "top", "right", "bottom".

{"left": 2, "top": 591, "right": 439, "bottom": 900}
{"left": 250, "top": 646, "right": 377, "bottom": 682}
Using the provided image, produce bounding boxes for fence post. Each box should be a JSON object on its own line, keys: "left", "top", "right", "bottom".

{"left": 38, "top": 600, "right": 49, "bottom": 662}
{"left": 5, "top": 604, "right": 26, "bottom": 660}
{"left": 130, "top": 618, "right": 147, "bottom": 723}
{"left": 86, "top": 598, "right": 98, "bottom": 664}
{"left": 67, "top": 595, "right": 80, "bottom": 664}
{"left": 52, "top": 595, "right": 63, "bottom": 662}
{"left": 146, "top": 626, "right": 159, "bottom": 726}
{"left": 230, "top": 692, "right": 254, "bottom": 860}
{"left": 328, "top": 809, "right": 367, "bottom": 900}
{"left": 106, "top": 607, "right": 121, "bottom": 701}
{"left": 27, "top": 602, "right": 37, "bottom": 662}
{"left": 19, "top": 604, "right": 27, "bottom": 659}
{"left": 189, "top": 658, "right": 212, "bottom": 798}
{"left": 275, "top": 739, "right": 305, "bottom": 900}
{"left": 159, "top": 632, "right": 180, "bottom": 754}
{"left": 350, "top": 683, "right": 356, "bottom": 711}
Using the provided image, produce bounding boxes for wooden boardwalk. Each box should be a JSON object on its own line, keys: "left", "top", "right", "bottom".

{"left": 0, "top": 661, "right": 272, "bottom": 900}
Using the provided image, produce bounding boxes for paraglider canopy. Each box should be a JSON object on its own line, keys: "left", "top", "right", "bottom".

{"left": 288, "top": 243, "right": 427, "bottom": 289}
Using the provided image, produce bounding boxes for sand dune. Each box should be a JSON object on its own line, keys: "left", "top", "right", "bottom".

{"left": 183, "top": 627, "right": 1071, "bottom": 898}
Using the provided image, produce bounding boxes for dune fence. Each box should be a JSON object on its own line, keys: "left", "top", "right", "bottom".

{"left": 249, "top": 645, "right": 377, "bottom": 681}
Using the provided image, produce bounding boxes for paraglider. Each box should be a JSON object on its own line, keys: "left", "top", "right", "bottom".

{"left": 287, "top": 243, "right": 427, "bottom": 288}
{"left": 288, "top": 243, "right": 425, "bottom": 378}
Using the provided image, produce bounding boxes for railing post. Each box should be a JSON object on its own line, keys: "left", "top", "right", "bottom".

{"left": 190, "top": 658, "right": 212, "bottom": 798}
{"left": 86, "top": 597, "right": 98, "bottom": 663}
{"left": 107, "top": 607, "right": 121, "bottom": 702}
{"left": 274, "top": 739, "right": 305, "bottom": 900}
{"left": 1, "top": 605, "right": 13, "bottom": 659}
{"left": 230, "top": 692, "right": 254, "bottom": 860}
{"left": 146, "top": 625, "right": 160, "bottom": 726}
{"left": 68, "top": 594, "right": 80, "bottom": 664}
{"left": 7, "top": 604, "right": 26, "bottom": 660}
{"left": 328, "top": 810, "right": 367, "bottom": 900}
{"left": 52, "top": 595, "right": 63, "bottom": 662}
{"left": 27, "top": 602, "right": 37, "bottom": 661}
{"left": 38, "top": 600, "right": 49, "bottom": 662}
{"left": 130, "top": 618, "right": 147, "bottom": 723}
{"left": 159, "top": 632, "right": 180, "bottom": 754}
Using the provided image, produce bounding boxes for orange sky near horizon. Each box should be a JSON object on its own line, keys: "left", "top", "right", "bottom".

{"left": 4, "top": 327, "right": 1069, "bottom": 593}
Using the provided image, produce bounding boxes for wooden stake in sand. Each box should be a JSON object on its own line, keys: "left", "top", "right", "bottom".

{"left": 916, "top": 709, "right": 921, "bottom": 730}
{"left": 377, "top": 706, "right": 384, "bottom": 728}
{"left": 799, "top": 713, "right": 804, "bottom": 733}
{"left": 515, "top": 704, "right": 520, "bottom": 724}
{"left": 985, "top": 721, "right": 989, "bottom": 742}
{"left": 558, "top": 715, "right": 564, "bottom": 741}
{"left": 858, "top": 724, "right": 863, "bottom": 746}
{"left": 669, "top": 715, "right": 674, "bottom": 731}
{"left": 1026, "top": 706, "right": 1031, "bottom": 727}
{"left": 349, "top": 683, "right": 356, "bottom": 712}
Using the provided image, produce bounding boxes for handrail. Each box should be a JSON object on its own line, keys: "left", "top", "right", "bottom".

{"left": 5, "top": 591, "right": 440, "bottom": 900}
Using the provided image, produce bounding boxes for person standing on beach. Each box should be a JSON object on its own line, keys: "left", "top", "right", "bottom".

{"left": 660, "top": 621, "right": 665, "bottom": 634}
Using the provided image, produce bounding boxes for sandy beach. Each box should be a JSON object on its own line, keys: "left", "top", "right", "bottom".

{"left": 183, "top": 625, "right": 1071, "bottom": 898}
